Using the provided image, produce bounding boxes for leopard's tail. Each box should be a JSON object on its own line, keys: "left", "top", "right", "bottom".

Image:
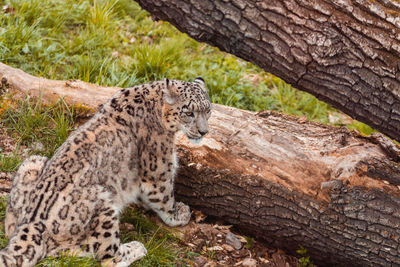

{"left": 5, "top": 155, "right": 48, "bottom": 240}
{"left": 0, "top": 223, "right": 47, "bottom": 267}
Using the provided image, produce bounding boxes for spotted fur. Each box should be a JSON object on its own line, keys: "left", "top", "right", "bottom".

{"left": 0, "top": 78, "right": 211, "bottom": 267}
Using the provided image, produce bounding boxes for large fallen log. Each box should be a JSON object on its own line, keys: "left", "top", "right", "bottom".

{"left": 177, "top": 107, "right": 400, "bottom": 267}
{"left": 1, "top": 63, "right": 400, "bottom": 266}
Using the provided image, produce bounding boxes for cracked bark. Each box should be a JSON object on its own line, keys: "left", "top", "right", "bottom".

{"left": 1, "top": 63, "right": 400, "bottom": 266}
{"left": 176, "top": 106, "right": 400, "bottom": 267}
{"left": 135, "top": 0, "right": 400, "bottom": 143}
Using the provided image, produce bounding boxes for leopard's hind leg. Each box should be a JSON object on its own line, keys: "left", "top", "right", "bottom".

{"left": 82, "top": 203, "right": 147, "bottom": 267}
{"left": 5, "top": 155, "right": 48, "bottom": 238}
{"left": 0, "top": 222, "right": 47, "bottom": 267}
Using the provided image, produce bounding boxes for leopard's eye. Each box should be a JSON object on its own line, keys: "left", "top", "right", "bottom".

{"left": 185, "top": 112, "right": 194, "bottom": 117}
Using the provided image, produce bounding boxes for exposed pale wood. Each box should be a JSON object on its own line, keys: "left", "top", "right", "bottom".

{"left": 134, "top": 0, "right": 400, "bottom": 143}
{"left": 0, "top": 62, "right": 119, "bottom": 108}
{"left": 1, "top": 63, "right": 400, "bottom": 266}
{"left": 176, "top": 106, "right": 400, "bottom": 267}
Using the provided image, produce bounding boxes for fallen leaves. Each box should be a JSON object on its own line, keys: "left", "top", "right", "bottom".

{"left": 181, "top": 217, "right": 297, "bottom": 267}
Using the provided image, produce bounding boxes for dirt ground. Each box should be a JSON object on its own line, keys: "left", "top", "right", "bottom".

{"left": 177, "top": 211, "right": 299, "bottom": 267}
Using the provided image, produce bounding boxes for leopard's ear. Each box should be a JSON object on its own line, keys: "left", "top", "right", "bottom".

{"left": 163, "top": 78, "right": 179, "bottom": 104}
{"left": 194, "top": 77, "right": 205, "bottom": 87}
{"left": 194, "top": 77, "right": 207, "bottom": 93}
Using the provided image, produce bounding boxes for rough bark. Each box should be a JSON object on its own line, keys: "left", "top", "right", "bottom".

{"left": 135, "top": 0, "right": 400, "bottom": 143}
{"left": 176, "top": 106, "right": 400, "bottom": 267}
{"left": 1, "top": 63, "right": 400, "bottom": 266}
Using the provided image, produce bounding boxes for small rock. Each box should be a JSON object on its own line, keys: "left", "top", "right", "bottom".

{"left": 129, "top": 37, "right": 137, "bottom": 43}
{"left": 143, "top": 36, "right": 153, "bottom": 44}
{"left": 241, "top": 258, "right": 257, "bottom": 267}
{"left": 111, "top": 51, "right": 119, "bottom": 58}
{"left": 226, "top": 232, "right": 242, "bottom": 250}
{"left": 122, "top": 223, "right": 134, "bottom": 231}
{"left": 207, "top": 245, "right": 224, "bottom": 251}
{"left": 236, "top": 235, "right": 248, "bottom": 243}
{"left": 31, "top": 142, "right": 44, "bottom": 151}
{"left": 222, "top": 244, "right": 234, "bottom": 252}
{"left": 232, "top": 249, "right": 248, "bottom": 258}
{"left": 192, "top": 238, "right": 205, "bottom": 250}
{"left": 259, "top": 256, "right": 270, "bottom": 264}
{"left": 194, "top": 255, "right": 208, "bottom": 267}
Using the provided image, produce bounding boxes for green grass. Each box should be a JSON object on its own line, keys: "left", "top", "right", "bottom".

{"left": 0, "top": 197, "right": 9, "bottom": 249}
{"left": 0, "top": 97, "right": 75, "bottom": 160}
{"left": 346, "top": 121, "right": 376, "bottom": 136}
{"left": 0, "top": 0, "right": 341, "bottom": 124}
{"left": 120, "top": 208, "right": 191, "bottom": 266}
{"left": 0, "top": 153, "right": 22, "bottom": 172}
{"left": 36, "top": 252, "right": 100, "bottom": 267}
{"left": 297, "top": 246, "right": 315, "bottom": 267}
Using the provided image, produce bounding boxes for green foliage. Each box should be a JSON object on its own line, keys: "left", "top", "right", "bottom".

{"left": 347, "top": 121, "right": 376, "bottom": 136}
{"left": 1, "top": 97, "right": 75, "bottom": 157}
{"left": 297, "top": 245, "right": 315, "bottom": 267}
{"left": 37, "top": 252, "right": 100, "bottom": 267}
{"left": 120, "top": 207, "right": 188, "bottom": 266}
{"left": 244, "top": 236, "right": 254, "bottom": 249}
{"left": 0, "top": 196, "right": 7, "bottom": 222}
{"left": 268, "top": 79, "right": 331, "bottom": 123}
{"left": 0, "top": 152, "right": 22, "bottom": 172}
{"left": 0, "top": 197, "right": 9, "bottom": 248}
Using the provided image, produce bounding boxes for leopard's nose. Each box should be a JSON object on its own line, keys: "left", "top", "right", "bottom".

{"left": 198, "top": 130, "right": 208, "bottom": 136}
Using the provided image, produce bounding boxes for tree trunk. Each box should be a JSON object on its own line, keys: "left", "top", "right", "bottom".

{"left": 134, "top": 0, "right": 400, "bottom": 143}
{"left": 1, "top": 63, "right": 400, "bottom": 266}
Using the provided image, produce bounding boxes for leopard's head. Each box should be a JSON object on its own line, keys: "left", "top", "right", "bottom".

{"left": 162, "top": 78, "right": 211, "bottom": 143}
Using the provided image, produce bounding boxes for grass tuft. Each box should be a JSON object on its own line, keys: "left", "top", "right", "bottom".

{"left": 1, "top": 96, "right": 75, "bottom": 157}
{"left": 0, "top": 197, "right": 8, "bottom": 248}
{"left": 120, "top": 207, "right": 189, "bottom": 266}
{"left": 37, "top": 251, "right": 100, "bottom": 267}
{"left": 0, "top": 153, "right": 22, "bottom": 172}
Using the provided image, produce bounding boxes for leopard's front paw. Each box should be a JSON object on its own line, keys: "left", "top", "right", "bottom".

{"left": 160, "top": 201, "right": 191, "bottom": 227}
{"left": 173, "top": 201, "right": 191, "bottom": 226}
